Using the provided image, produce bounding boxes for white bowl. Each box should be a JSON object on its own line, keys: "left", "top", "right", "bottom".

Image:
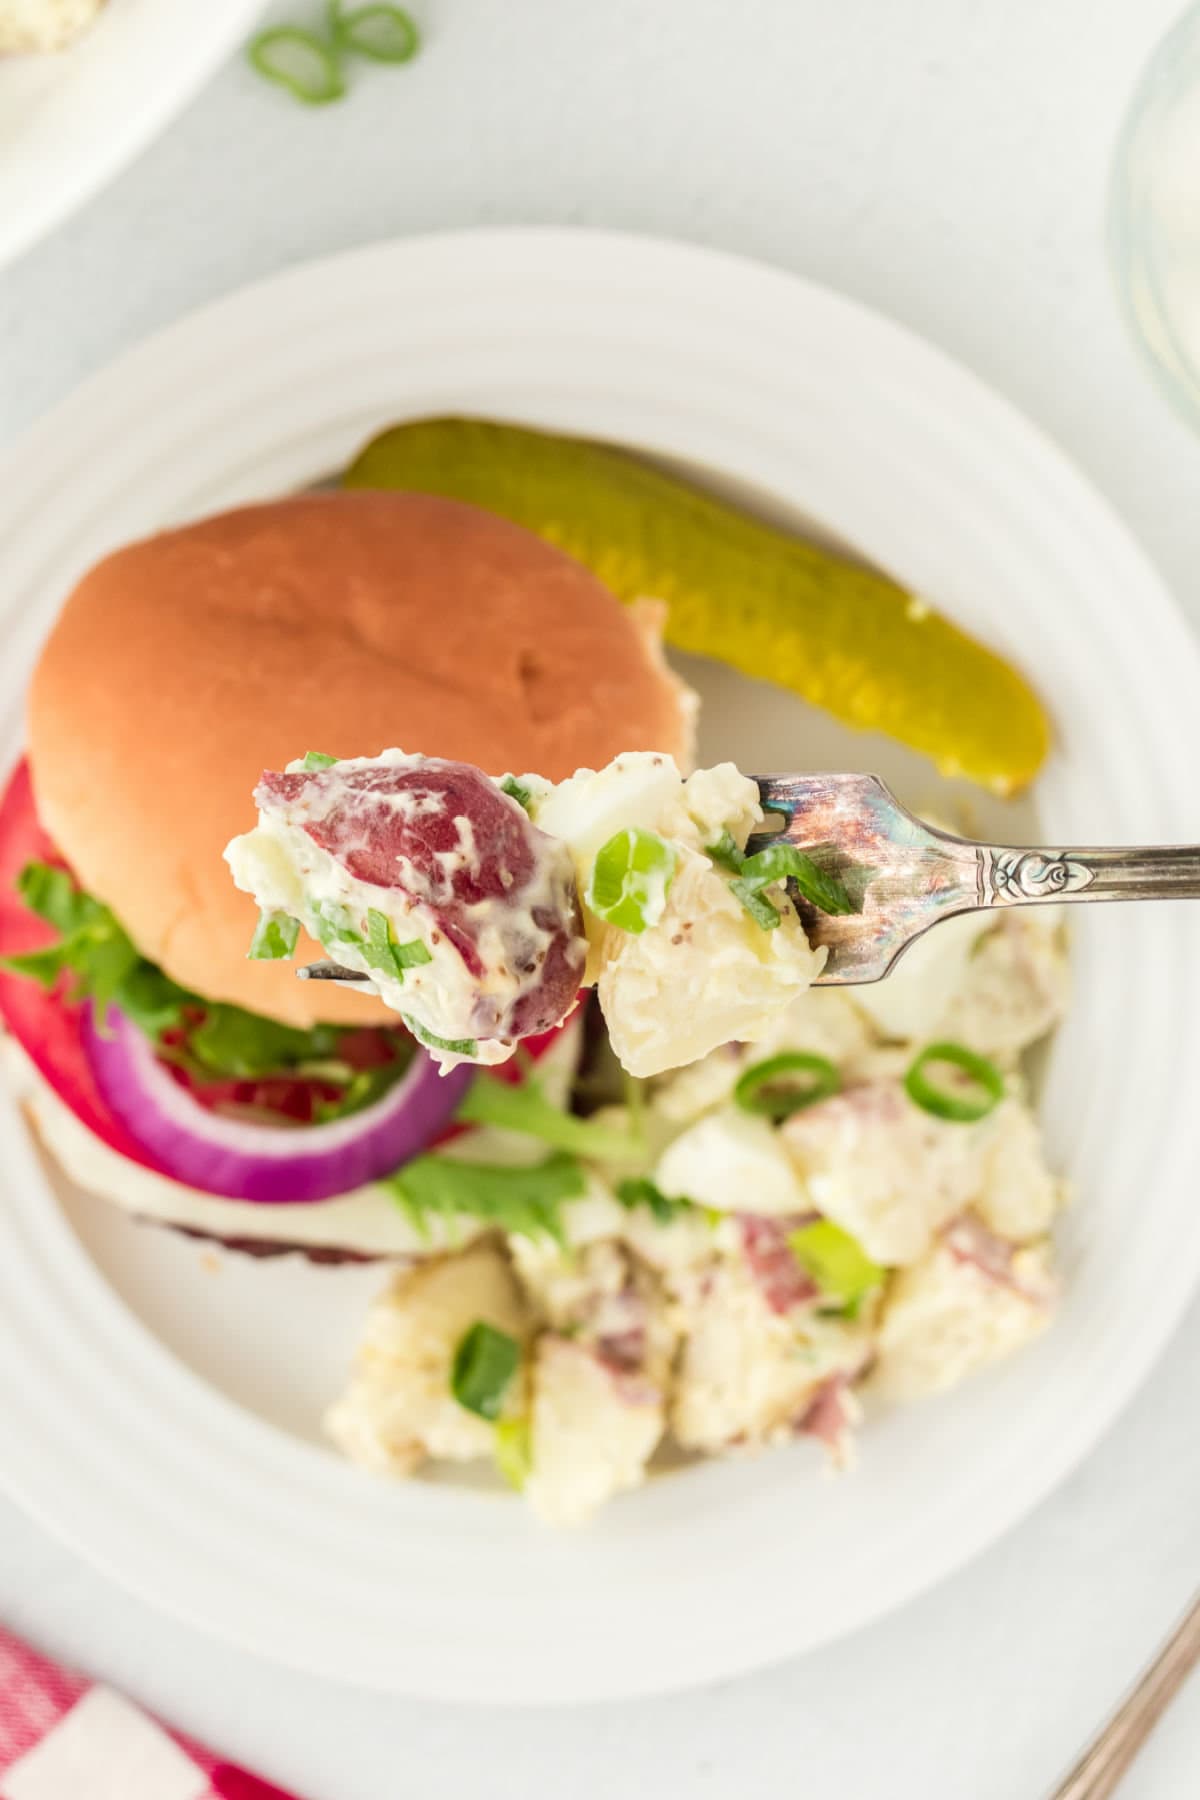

{"left": 0, "top": 230, "right": 1198, "bottom": 1703}
{"left": 1109, "top": 0, "right": 1200, "bottom": 435}
{"left": 0, "top": 0, "right": 262, "bottom": 270}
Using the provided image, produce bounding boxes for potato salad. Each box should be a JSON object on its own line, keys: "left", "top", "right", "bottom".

{"left": 226, "top": 749, "right": 826, "bottom": 1074}
{"left": 326, "top": 905, "right": 1068, "bottom": 1526}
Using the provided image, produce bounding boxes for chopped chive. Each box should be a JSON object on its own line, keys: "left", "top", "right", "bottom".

{"left": 302, "top": 750, "right": 339, "bottom": 770}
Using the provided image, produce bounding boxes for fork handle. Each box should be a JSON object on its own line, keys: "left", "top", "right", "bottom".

{"left": 1047, "top": 1593, "right": 1200, "bottom": 1800}
{"left": 978, "top": 844, "right": 1200, "bottom": 907}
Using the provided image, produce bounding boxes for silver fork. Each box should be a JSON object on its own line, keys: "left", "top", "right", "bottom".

{"left": 750, "top": 772, "right": 1200, "bottom": 985}
{"left": 296, "top": 772, "right": 1200, "bottom": 990}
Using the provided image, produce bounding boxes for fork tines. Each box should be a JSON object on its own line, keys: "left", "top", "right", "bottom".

{"left": 296, "top": 961, "right": 371, "bottom": 984}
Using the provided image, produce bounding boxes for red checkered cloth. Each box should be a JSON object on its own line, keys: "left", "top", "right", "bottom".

{"left": 0, "top": 1627, "right": 305, "bottom": 1799}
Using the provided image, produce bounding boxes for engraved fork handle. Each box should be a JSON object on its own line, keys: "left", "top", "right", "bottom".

{"left": 1048, "top": 1594, "right": 1200, "bottom": 1800}
{"left": 977, "top": 844, "right": 1200, "bottom": 907}
{"left": 755, "top": 772, "right": 1200, "bottom": 985}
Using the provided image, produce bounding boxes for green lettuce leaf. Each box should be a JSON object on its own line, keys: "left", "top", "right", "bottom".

{"left": 2, "top": 860, "right": 359, "bottom": 1083}
{"left": 455, "top": 1072, "right": 646, "bottom": 1164}
{"left": 385, "top": 1150, "right": 585, "bottom": 1243}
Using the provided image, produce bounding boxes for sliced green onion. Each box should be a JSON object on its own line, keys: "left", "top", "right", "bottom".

{"left": 247, "top": 27, "right": 346, "bottom": 105}
{"left": 730, "top": 877, "right": 782, "bottom": 930}
{"left": 451, "top": 1322, "right": 521, "bottom": 1421}
{"left": 704, "top": 829, "right": 744, "bottom": 875}
{"left": 395, "top": 939, "right": 434, "bottom": 969}
{"left": 362, "top": 910, "right": 397, "bottom": 978}
{"left": 737, "top": 844, "right": 855, "bottom": 917}
{"left": 585, "top": 828, "right": 677, "bottom": 934}
{"left": 312, "top": 900, "right": 362, "bottom": 950}
{"left": 362, "top": 908, "right": 431, "bottom": 981}
{"left": 401, "top": 1012, "right": 478, "bottom": 1059}
{"left": 904, "top": 1041, "right": 1005, "bottom": 1123}
{"left": 302, "top": 750, "right": 339, "bottom": 771}
{"left": 499, "top": 776, "right": 533, "bottom": 812}
{"left": 734, "top": 1051, "right": 841, "bottom": 1120}
{"left": 787, "top": 1219, "right": 884, "bottom": 1310}
{"left": 330, "top": 1, "right": 420, "bottom": 61}
{"left": 494, "top": 1416, "right": 532, "bottom": 1489}
{"left": 312, "top": 1054, "right": 415, "bottom": 1122}
{"left": 248, "top": 909, "right": 300, "bottom": 961}
{"left": 457, "top": 1073, "right": 645, "bottom": 1164}
{"left": 712, "top": 833, "right": 858, "bottom": 929}
{"left": 615, "top": 1176, "right": 697, "bottom": 1225}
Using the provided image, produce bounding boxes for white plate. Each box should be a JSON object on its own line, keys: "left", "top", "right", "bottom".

{"left": 1, "top": 230, "right": 1198, "bottom": 1704}
{"left": 0, "top": 0, "right": 261, "bottom": 271}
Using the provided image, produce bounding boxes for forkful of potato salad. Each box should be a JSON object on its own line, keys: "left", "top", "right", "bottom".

{"left": 226, "top": 748, "right": 1200, "bottom": 1077}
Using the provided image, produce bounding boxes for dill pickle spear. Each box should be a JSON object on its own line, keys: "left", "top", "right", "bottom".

{"left": 343, "top": 418, "right": 1050, "bottom": 795}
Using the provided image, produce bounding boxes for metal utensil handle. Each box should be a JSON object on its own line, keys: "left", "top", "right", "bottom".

{"left": 978, "top": 844, "right": 1200, "bottom": 907}
{"left": 1048, "top": 1593, "right": 1200, "bottom": 1800}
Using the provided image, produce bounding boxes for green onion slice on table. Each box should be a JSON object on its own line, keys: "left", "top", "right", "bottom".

{"left": 330, "top": 1, "right": 420, "bottom": 61}
{"left": 246, "top": 27, "right": 347, "bottom": 104}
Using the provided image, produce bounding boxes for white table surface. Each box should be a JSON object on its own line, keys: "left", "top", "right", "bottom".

{"left": 3, "top": 1, "right": 1200, "bottom": 1794}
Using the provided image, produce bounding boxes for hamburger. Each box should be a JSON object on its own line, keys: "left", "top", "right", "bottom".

{"left": 0, "top": 490, "right": 693, "bottom": 1255}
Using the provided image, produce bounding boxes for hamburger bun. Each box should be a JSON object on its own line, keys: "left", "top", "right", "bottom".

{"left": 28, "top": 491, "right": 693, "bottom": 1028}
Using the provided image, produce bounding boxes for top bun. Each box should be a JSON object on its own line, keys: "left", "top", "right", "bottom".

{"left": 28, "top": 491, "right": 693, "bottom": 1027}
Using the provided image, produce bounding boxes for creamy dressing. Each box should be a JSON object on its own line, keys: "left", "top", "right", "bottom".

{"left": 325, "top": 909, "right": 1069, "bottom": 1524}
{"left": 227, "top": 749, "right": 826, "bottom": 1076}
{"left": 227, "top": 749, "right": 584, "bottom": 1068}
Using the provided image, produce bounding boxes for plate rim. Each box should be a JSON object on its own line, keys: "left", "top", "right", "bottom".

{"left": 0, "top": 0, "right": 263, "bottom": 273}
{"left": 2, "top": 226, "right": 1199, "bottom": 1702}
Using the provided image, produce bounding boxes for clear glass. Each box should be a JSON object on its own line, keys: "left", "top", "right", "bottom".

{"left": 1110, "top": 1, "right": 1200, "bottom": 433}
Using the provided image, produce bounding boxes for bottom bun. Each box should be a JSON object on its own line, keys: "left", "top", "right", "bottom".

{"left": 3, "top": 1021, "right": 581, "bottom": 1259}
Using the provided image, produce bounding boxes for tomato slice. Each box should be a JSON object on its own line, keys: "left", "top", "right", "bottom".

{"left": 0, "top": 758, "right": 163, "bottom": 1169}
{"left": 0, "top": 757, "right": 583, "bottom": 1181}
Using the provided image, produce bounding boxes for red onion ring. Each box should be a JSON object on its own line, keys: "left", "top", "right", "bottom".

{"left": 82, "top": 1005, "right": 473, "bottom": 1203}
